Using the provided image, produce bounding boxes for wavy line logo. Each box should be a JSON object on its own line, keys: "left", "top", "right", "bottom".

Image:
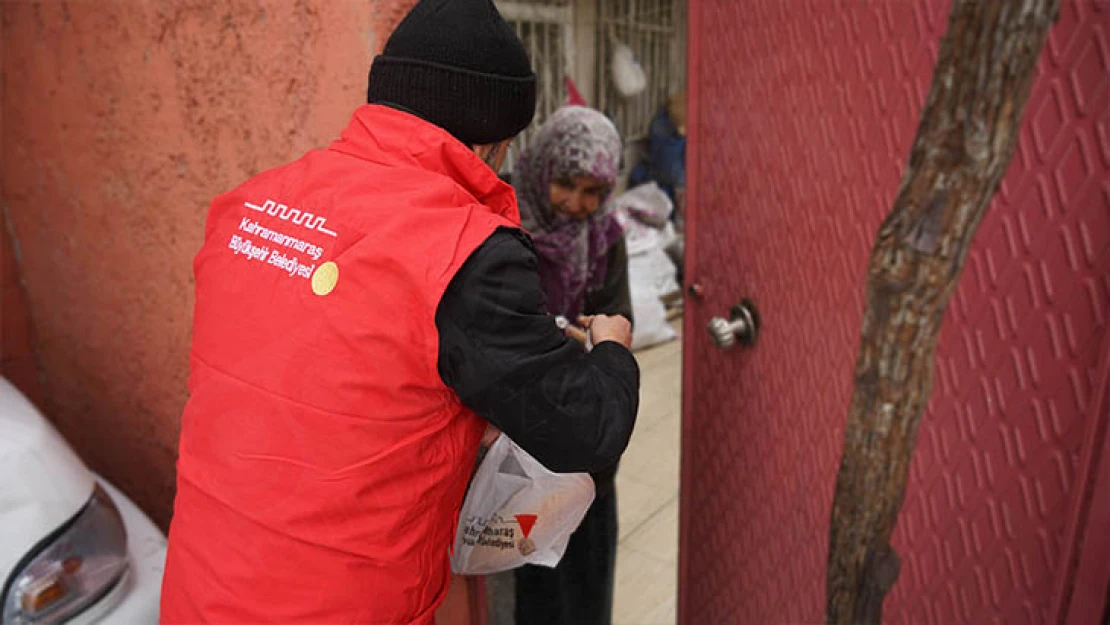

{"left": 244, "top": 199, "right": 338, "bottom": 237}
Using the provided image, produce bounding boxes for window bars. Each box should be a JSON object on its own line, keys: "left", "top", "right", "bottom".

{"left": 496, "top": 1, "right": 574, "bottom": 173}
{"left": 596, "top": 0, "right": 686, "bottom": 142}
{"left": 496, "top": 0, "right": 686, "bottom": 173}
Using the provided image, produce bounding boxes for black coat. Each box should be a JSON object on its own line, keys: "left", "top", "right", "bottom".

{"left": 435, "top": 228, "right": 637, "bottom": 491}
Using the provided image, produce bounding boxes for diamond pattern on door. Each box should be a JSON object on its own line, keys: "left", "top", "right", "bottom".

{"left": 681, "top": 1, "right": 1110, "bottom": 623}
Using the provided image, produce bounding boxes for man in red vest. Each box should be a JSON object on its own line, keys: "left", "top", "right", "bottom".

{"left": 160, "top": 0, "right": 639, "bottom": 623}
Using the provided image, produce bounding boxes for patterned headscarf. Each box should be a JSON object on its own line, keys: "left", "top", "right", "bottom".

{"left": 513, "top": 106, "right": 624, "bottom": 319}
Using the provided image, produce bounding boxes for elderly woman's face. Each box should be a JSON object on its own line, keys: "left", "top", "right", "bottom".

{"left": 549, "top": 175, "right": 606, "bottom": 221}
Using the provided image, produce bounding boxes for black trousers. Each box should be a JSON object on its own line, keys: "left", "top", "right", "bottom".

{"left": 513, "top": 486, "right": 618, "bottom": 625}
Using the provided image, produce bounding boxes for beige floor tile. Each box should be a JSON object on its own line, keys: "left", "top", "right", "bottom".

{"left": 637, "top": 387, "right": 681, "bottom": 430}
{"left": 634, "top": 329, "right": 681, "bottom": 363}
{"left": 655, "top": 402, "right": 682, "bottom": 440}
{"left": 614, "top": 321, "right": 681, "bottom": 625}
{"left": 634, "top": 331, "right": 681, "bottom": 369}
{"left": 615, "top": 470, "right": 671, "bottom": 541}
{"left": 612, "top": 547, "right": 677, "bottom": 625}
{"left": 635, "top": 337, "right": 681, "bottom": 373}
{"left": 643, "top": 592, "right": 677, "bottom": 625}
{"left": 624, "top": 496, "right": 679, "bottom": 564}
{"left": 639, "top": 337, "right": 679, "bottom": 430}
{"left": 619, "top": 418, "right": 682, "bottom": 491}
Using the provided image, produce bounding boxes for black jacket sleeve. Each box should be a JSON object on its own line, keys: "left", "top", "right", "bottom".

{"left": 435, "top": 229, "right": 640, "bottom": 474}
{"left": 584, "top": 237, "right": 633, "bottom": 322}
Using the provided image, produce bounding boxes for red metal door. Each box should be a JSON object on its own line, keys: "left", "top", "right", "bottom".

{"left": 680, "top": 1, "right": 1110, "bottom": 623}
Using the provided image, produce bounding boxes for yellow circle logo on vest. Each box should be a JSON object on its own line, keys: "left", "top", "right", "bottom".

{"left": 311, "top": 261, "right": 339, "bottom": 296}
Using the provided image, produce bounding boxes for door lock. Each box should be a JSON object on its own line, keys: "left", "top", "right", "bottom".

{"left": 707, "top": 299, "right": 760, "bottom": 350}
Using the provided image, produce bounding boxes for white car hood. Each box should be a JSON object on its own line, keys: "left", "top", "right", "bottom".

{"left": 0, "top": 377, "right": 94, "bottom": 578}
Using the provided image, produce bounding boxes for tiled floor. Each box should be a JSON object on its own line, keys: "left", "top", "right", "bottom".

{"left": 613, "top": 324, "right": 683, "bottom": 625}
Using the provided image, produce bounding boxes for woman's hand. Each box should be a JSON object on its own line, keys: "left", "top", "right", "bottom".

{"left": 564, "top": 324, "right": 590, "bottom": 347}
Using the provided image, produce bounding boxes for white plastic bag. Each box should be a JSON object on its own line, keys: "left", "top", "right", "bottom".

{"left": 630, "top": 278, "right": 677, "bottom": 351}
{"left": 614, "top": 209, "right": 661, "bottom": 257}
{"left": 611, "top": 182, "right": 680, "bottom": 351}
{"left": 627, "top": 242, "right": 680, "bottom": 351}
{"left": 613, "top": 183, "right": 675, "bottom": 257}
{"left": 614, "top": 182, "right": 674, "bottom": 229}
{"left": 450, "top": 435, "right": 595, "bottom": 575}
{"left": 629, "top": 246, "right": 680, "bottom": 300}
{"left": 611, "top": 41, "right": 647, "bottom": 98}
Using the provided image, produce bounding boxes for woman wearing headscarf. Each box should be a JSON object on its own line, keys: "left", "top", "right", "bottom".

{"left": 511, "top": 106, "right": 632, "bottom": 625}
{"left": 515, "top": 106, "right": 632, "bottom": 328}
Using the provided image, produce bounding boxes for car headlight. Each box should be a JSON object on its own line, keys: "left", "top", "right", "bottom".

{"left": 2, "top": 485, "right": 129, "bottom": 624}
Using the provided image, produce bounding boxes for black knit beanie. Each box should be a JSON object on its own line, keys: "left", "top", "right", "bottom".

{"left": 367, "top": 0, "right": 537, "bottom": 146}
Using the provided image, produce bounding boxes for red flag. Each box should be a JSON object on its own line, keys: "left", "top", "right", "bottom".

{"left": 565, "top": 76, "right": 587, "bottom": 107}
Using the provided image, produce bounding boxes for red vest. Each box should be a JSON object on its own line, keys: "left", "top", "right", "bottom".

{"left": 161, "top": 105, "right": 520, "bottom": 624}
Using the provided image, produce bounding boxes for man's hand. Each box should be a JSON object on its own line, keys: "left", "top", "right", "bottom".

{"left": 480, "top": 425, "right": 501, "bottom": 447}
{"left": 578, "top": 314, "right": 633, "bottom": 350}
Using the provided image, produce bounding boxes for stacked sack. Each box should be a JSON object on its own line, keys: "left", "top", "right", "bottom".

{"left": 611, "top": 182, "right": 681, "bottom": 351}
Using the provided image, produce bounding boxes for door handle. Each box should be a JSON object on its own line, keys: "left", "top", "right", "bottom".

{"left": 707, "top": 299, "right": 760, "bottom": 350}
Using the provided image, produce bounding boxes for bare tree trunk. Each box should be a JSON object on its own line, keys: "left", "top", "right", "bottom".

{"left": 826, "top": 2, "right": 1059, "bottom": 624}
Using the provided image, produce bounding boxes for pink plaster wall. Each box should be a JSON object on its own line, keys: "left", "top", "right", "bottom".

{"left": 1, "top": 0, "right": 417, "bottom": 529}
{"left": 2, "top": 219, "right": 46, "bottom": 409}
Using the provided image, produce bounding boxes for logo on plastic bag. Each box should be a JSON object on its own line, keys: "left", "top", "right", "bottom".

{"left": 516, "top": 514, "right": 538, "bottom": 556}
{"left": 451, "top": 436, "right": 594, "bottom": 575}
{"left": 459, "top": 513, "right": 538, "bottom": 553}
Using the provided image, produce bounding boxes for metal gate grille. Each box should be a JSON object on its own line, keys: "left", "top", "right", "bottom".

{"left": 498, "top": 0, "right": 687, "bottom": 172}
{"left": 596, "top": 0, "right": 686, "bottom": 140}
{"left": 496, "top": 1, "right": 573, "bottom": 171}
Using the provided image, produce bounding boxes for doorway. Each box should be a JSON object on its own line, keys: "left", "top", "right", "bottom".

{"left": 487, "top": 2, "right": 688, "bottom": 624}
